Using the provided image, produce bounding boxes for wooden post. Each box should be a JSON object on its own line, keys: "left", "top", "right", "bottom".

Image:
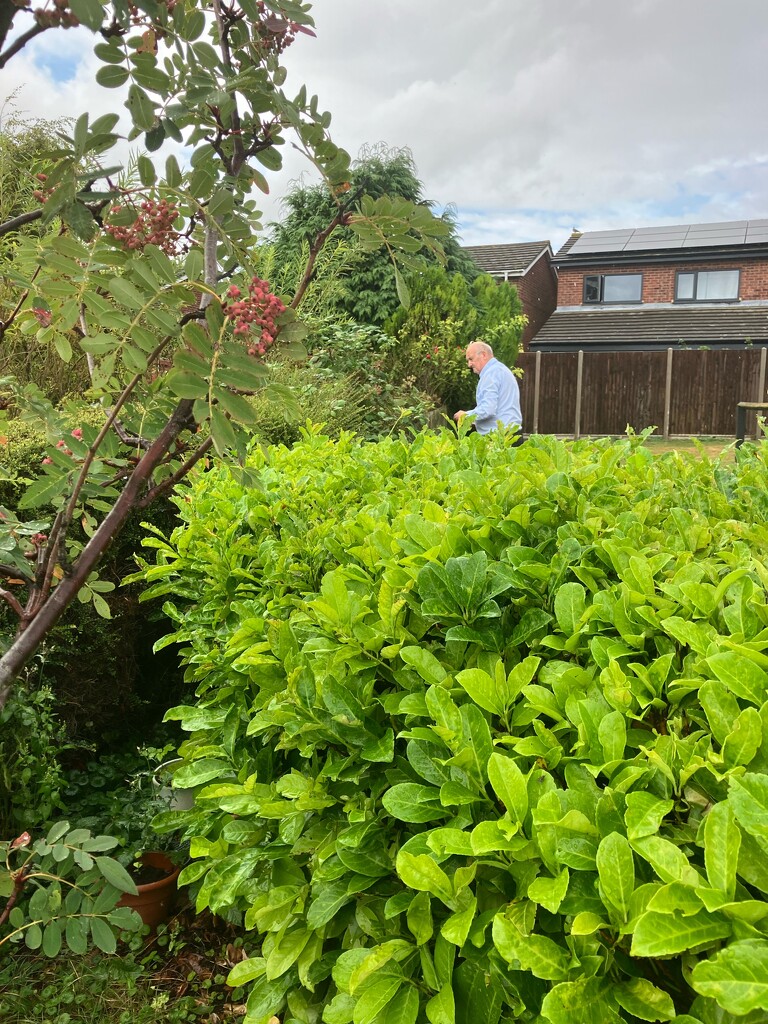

{"left": 759, "top": 346, "right": 767, "bottom": 400}
{"left": 574, "top": 350, "right": 583, "bottom": 439}
{"left": 663, "top": 348, "right": 673, "bottom": 438}
{"left": 533, "top": 350, "right": 541, "bottom": 434}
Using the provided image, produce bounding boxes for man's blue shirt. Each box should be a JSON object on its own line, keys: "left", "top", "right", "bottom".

{"left": 466, "top": 358, "right": 522, "bottom": 434}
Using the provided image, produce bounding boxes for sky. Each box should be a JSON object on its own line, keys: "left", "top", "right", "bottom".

{"left": 4, "top": 0, "right": 768, "bottom": 252}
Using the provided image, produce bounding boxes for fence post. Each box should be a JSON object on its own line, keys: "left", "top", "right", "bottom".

{"left": 533, "top": 350, "right": 541, "bottom": 434}
{"left": 574, "top": 350, "right": 583, "bottom": 439}
{"left": 759, "top": 346, "right": 767, "bottom": 401}
{"left": 663, "top": 348, "right": 673, "bottom": 438}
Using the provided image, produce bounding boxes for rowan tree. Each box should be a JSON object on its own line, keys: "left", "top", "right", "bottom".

{"left": 0, "top": 0, "right": 449, "bottom": 706}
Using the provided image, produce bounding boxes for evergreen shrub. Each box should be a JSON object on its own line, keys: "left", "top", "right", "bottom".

{"left": 139, "top": 430, "right": 768, "bottom": 1023}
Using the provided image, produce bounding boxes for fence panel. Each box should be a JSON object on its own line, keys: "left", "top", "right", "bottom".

{"left": 669, "top": 349, "right": 763, "bottom": 435}
{"left": 579, "top": 351, "right": 668, "bottom": 434}
{"left": 518, "top": 352, "right": 579, "bottom": 435}
{"left": 519, "top": 347, "right": 768, "bottom": 437}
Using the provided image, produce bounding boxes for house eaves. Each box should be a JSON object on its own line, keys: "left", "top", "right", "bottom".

{"left": 530, "top": 304, "right": 768, "bottom": 352}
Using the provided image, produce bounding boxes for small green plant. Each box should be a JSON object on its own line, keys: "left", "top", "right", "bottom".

{"left": 63, "top": 745, "right": 183, "bottom": 870}
{"left": 1, "top": 821, "right": 141, "bottom": 955}
{"left": 0, "top": 678, "right": 68, "bottom": 836}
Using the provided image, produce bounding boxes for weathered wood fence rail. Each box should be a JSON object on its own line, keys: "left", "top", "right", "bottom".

{"left": 518, "top": 347, "right": 768, "bottom": 438}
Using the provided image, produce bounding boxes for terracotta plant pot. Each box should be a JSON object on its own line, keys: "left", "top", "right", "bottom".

{"left": 118, "top": 851, "right": 181, "bottom": 931}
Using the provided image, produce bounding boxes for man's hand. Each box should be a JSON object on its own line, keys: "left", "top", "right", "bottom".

{"left": 453, "top": 410, "right": 466, "bottom": 422}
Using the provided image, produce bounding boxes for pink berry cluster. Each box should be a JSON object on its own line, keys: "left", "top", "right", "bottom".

{"left": 32, "top": 307, "right": 52, "bottom": 327}
{"left": 104, "top": 199, "right": 180, "bottom": 255}
{"left": 255, "top": 1, "right": 307, "bottom": 55}
{"left": 33, "top": 0, "right": 80, "bottom": 28}
{"left": 32, "top": 173, "right": 53, "bottom": 205}
{"left": 41, "top": 428, "right": 83, "bottom": 466}
{"left": 223, "top": 277, "right": 286, "bottom": 356}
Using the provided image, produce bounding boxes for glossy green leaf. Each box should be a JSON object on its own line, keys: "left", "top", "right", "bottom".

{"left": 631, "top": 910, "right": 730, "bottom": 957}
{"left": 704, "top": 801, "right": 741, "bottom": 898}
{"left": 383, "top": 784, "right": 447, "bottom": 823}
{"left": 492, "top": 914, "right": 569, "bottom": 980}
{"left": 487, "top": 753, "right": 528, "bottom": 823}
{"left": 596, "top": 832, "right": 634, "bottom": 921}
{"left": 691, "top": 940, "right": 768, "bottom": 1016}
{"left": 396, "top": 852, "right": 453, "bottom": 904}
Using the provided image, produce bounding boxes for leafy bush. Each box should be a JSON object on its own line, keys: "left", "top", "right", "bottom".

{"left": 248, "top": 359, "right": 431, "bottom": 446}
{"left": 384, "top": 267, "right": 526, "bottom": 411}
{"left": 1, "top": 822, "right": 142, "bottom": 956}
{"left": 0, "top": 681, "right": 67, "bottom": 837}
{"left": 0, "top": 409, "right": 182, "bottom": 744}
{"left": 61, "top": 746, "right": 181, "bottom": 868}
{"left": 137, "top": 430, "right": 768, "bottom": 1023}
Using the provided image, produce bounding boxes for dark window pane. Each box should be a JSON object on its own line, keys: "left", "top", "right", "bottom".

{"left": 585, "top": 276, "right": 606, "bottom": 299}
{"left": 603, "top": 274, "right": 642, "bottom": 302}
{"left": 584, "top": 276, "right": 600, "bottom": 302}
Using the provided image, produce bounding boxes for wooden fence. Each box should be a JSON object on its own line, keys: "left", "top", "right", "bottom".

{"left": 518, "top": 347, "right": 768, "bottom": 438}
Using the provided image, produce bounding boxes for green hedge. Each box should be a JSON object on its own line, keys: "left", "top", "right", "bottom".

{"left": 139, "top": 430, "right": 768, "bottom": 1023}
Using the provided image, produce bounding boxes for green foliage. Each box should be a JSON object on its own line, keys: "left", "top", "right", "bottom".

{"left": 0, "top": 919, "right": 247, "bottom": 1023}
{"left": 271, "top": 145, "right": 478, "bottom": 325}
{"left": 1, "top": 822, "right": 142, "bottom": 955}
{"left": 0, "top": 1, "right": 452, "bottom": 698}
{"left": 384, "top": 266, "right": 526, "bottom": 410}
{"left": 62, "top": 746, "right": 185, "bottom": 868}
{"left": 247, "top": 359, "right": 430, "bottom": 446}
{"left": 0, "top": 417, "right": 48, "bottom": 508}
{"left": 134, "top": 430, "right": 768, "bottom": 1021}
{"left": 0, "top": 408, "right": 182, "bottom": 742}
{"left": 0, "top": 681, "right": 67, "bottom": 837}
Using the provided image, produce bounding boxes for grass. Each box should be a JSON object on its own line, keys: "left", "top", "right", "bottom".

{"left": 0, "top": 910, "right": 252, "bottom": 1024}
{"left": 640, "top": 434, "right": 735, "bottom": 459}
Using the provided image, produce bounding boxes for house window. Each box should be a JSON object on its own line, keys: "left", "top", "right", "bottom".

{"left": 583, "top": 273, "right": 643, "bottom": 304}
{"left": 675, "top": 269, "right": 740, "bottom": 301}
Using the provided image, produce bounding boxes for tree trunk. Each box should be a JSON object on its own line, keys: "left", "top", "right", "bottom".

{"left": 0, "top": 399, "right": 194, "bottom": 710}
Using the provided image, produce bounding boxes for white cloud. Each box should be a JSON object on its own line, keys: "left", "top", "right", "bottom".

{"left": 3, "top": 0, "right": 767, "bottom": 252}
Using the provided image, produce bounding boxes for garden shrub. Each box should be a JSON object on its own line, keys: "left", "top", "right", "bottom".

{"left": 249, "top": 354, "right": 433, "bottom": 446}
{"left": 0, "top": 680, "right": 67, "bottom": 837}
{"left": 139, "top": 429, "right": 768, "bottom": 1023}
{"left": 384, "top": 268, "right": 526, "bottom": 411}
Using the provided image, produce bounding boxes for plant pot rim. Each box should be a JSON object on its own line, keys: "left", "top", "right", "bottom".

{"left": 132, "top": 850, "right": 181, "bottom": 893}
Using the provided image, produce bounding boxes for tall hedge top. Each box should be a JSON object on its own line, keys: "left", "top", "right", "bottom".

{"left": 140, "top": 430, "right": 768, "bottom": 1024}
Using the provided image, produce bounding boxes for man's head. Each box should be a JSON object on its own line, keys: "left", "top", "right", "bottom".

{"left": 466, "top": 341, "right": 494, "bottom": 375}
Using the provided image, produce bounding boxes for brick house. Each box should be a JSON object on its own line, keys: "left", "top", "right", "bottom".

{"left": 532, "top": 220, "right": 768, "bottom": 351}
{"left": 463, "top": 241, "right": 557, "bottom": 350}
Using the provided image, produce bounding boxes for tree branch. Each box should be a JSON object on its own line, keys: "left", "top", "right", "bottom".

{"left": 0, "top": 208, "right": 43, "bottom": 238}
{"left": 0, "top": 398, "right": 197, "bottom": 709}
{"left": 138, "top": 436, "right": 214, "bottom": 508}
{"left": 0, "top": 588, "right": 24, "bottom": 619}
{"left": 0, "top": 19, "right": 47, "bottom": 70}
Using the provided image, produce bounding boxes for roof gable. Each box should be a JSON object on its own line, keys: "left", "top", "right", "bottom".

{"left": 463, "top": 241, "right": 551, "bottom": 276}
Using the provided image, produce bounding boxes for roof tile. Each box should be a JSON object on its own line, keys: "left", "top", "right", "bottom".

{"left": 531, "top": 306, "right": 768, "bottom": 350}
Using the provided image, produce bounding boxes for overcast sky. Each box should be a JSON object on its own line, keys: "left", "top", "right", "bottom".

{"left": 4, "top": 0, "right": 768, "bottom": 251}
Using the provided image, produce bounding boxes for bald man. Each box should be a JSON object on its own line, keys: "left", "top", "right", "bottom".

{"left": 453, "top": 341, "right": 523, "bottom": 438}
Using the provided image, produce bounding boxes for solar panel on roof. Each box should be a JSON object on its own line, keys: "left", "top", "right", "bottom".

{"left": 623, "top": 238, "right": 684, "bottom": 249}
{"left": 565, "top": 218, "right": 768, "bottom": 256}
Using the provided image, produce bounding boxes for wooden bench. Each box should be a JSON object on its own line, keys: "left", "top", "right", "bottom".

{"left": 736, "top": 402, "right": 768, "bottom": 447}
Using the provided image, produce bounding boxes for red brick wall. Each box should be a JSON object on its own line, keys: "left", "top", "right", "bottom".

{"left": 557, "top": 259, "right": 768, "bottom": 306}
{"left": 512, "top": 254, "right": 558, "bottom": 349}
